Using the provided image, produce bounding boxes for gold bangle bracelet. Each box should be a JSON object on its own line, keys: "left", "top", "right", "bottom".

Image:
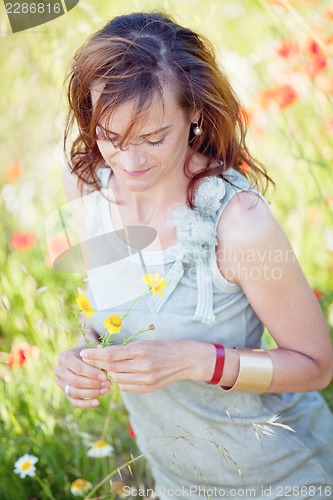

{"left": 222, "top": 348, "right": 273, "bottom": 393}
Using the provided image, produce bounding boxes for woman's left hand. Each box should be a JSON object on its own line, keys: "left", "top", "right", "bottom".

{"left": 79, "top": 339, "right": 215, "bottom": 393}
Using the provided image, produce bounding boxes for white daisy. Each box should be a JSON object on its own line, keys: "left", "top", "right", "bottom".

{"left": 13, "top": 454, "right": 38, "bottom": 478}
{"left": 87, "top": 440, "right": 114, "bottom": 458}
{"left": 70, "top": 478, "right": 93, "bottom": 496}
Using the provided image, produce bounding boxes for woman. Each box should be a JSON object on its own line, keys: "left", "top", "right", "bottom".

{"left": 55, "top": 12, "right": 333, "bottom": 499}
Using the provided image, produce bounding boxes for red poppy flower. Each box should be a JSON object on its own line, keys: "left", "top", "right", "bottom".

{"left": 277, "top": 40, "right": 298, "bottom": 59}
{"left": 260, "top": 85, "right": 298, "bottom": 110}
{"left": 8, "top": 343, "right": 36, "bottom": 367}
{"left": 10, "top": 232, "right": 36, "bottom": 251}
{"left": 128, "top": 422, "right": 136, "bottom": 438}
{"left": 305, "top": 40, "right": 327, "bottom": 78}
{"left": 313, "top": 289, "right": 324, "bottom": 301}
{"left": 3, "top": 160, "right": 22, "bottom": 184}
{"left": 240, "top": 161, "right": 251, "bottom": 173}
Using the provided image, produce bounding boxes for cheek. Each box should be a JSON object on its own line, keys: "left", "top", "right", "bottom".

{"left": 97, "top": 141, "right": 115, "bottom": 159}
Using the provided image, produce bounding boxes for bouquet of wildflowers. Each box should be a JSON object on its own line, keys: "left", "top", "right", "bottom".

{"left": 74, "top": 273, "right": 167, "bottom": 348}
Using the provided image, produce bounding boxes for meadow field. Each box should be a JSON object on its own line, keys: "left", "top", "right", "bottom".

{"left": 0, "top": 0, "right": 332, "bottom": 498}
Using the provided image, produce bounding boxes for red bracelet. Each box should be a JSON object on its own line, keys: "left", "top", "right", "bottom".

{"left": 208, "top": 344, "right": 225, "bottom": 385}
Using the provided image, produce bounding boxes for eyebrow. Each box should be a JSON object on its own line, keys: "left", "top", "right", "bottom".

{"left": 96, "top": 123, "right": 172, "bottom": 138}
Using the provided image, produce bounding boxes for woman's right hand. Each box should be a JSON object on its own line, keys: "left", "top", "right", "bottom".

{"left": 54, "top": 345, "right": 111, "bottom": 408}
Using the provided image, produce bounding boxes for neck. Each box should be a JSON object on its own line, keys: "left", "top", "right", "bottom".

{"left": 111, "top": 171, "right": 189, "bottom": 226}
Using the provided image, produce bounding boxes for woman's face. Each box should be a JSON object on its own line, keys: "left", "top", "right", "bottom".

{"left": 91, "top": 82, "right": 198, "bottom": 193}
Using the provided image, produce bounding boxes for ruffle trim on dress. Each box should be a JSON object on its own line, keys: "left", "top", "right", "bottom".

{"left": 169, "top": 175, "right": 226, "bottom": 266}
{"left": 148, "top": 175, "right": 227, "bottom": 325}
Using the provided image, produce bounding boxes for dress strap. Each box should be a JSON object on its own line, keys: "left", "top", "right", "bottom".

{"left": 193, "top": 259, "right": 216, "bottom": 325}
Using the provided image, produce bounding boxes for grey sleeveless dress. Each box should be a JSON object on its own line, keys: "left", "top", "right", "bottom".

{"left": 84, "top": 167, "right": 333, "bottom": 499}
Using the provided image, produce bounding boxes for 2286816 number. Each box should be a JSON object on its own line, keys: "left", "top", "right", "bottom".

{"left": 5, "top": 3, "right": 62, "bottom": 14}
{"left": 277, "top": 485, "right": 332, "bottom": 497}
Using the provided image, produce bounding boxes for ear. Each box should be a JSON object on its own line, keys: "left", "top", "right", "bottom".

{"left": 190, "top": 109, "right": 201, "bottom": 123}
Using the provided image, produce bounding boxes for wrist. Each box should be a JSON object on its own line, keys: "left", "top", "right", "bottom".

{"left": 180, "top": 342, "right": 240, "bottom": 387}
{"left": 181, "top": 341, "right": 216, "bottom": 381}
{"left": 220, "top": 347, "right": 240, "bottom": 388}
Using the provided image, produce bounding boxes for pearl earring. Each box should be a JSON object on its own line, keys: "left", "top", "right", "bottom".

{"left": 193, "top": 121, "right": 203, "bottom": 136}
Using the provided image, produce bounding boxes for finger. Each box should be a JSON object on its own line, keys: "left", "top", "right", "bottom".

{"left": 80, "top": 345, "right": 136, "bottom": 363}
{"left": 55, "top": 366, "right": 110, "bottom": 389}
{"left": 66, "top": 396, "right": 101, "bottom": 409}
{"left": 61, "top": 381, "right": 111, "bottom": 400}
{"left": 80, "top": 355, "right": 149, "bottom": 373}
{"left": 58, "top": 351, "right": 107, "bottom": 380}
{"left": 117, "top": 383, "right": 155, "bottom": 393}
{"left": 108, "top": 371, "right": 157, "bottom": 386}
{"left": 81, "top": 358, "right": 117, "bottom": 372}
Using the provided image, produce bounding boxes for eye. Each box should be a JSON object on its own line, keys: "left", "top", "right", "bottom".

{"left": 96, "top": 130, "right": 109, "bottom": 142}
{"left": 147, "top": 138, "right": 165, "bottom": 147}
{"left": 97, "top": 132, "right": 116, "bottom": 146}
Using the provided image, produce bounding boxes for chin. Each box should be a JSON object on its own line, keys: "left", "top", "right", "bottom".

{"left": 125, "top": 179, "right": 155, "bottom": 192}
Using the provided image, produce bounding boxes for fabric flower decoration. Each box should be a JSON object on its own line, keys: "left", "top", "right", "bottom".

{"left": 194, "top": 176, "right": 226, "bottom": 217}
{"left": 169, "top": 176, "right": 226, "bottom": 265}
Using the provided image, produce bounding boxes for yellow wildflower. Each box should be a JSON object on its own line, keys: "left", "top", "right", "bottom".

{"left": 142, "top": 273, "right": 167, "bottom": 296}
{"left": 76, "top": 294, "right": 94, "bottom": 318}
{"left": 70, "top": 478, "right": 93, "bottom": 496}
{"left": 103, "top": 314, "right": 122, "bottom": 334}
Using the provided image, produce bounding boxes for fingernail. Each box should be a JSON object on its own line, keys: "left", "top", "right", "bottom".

{"left": 90, "top": 400, "right": 99, "bottom": 407}
{"left": 101, "top": 381, "right": 110, "bottom": 387}
{"left": 98, "top": 373, "right": 107, "bottom": 381}
{"left": 79, "top": 351, "right": 86, "bottom": 358}
{"left": 100, "top": 388, "right": 109, "bottom": 395}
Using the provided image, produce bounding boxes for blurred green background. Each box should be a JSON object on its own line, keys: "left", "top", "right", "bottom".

{"left": 0, "top": 0, "right": 332, "bottom": 498}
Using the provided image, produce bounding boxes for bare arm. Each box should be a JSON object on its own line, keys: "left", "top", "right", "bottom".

{"left": 215, "top": 191, "right": 333, "bottom": 392}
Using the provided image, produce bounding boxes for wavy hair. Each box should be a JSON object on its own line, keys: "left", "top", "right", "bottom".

{"left": 64, "top": 11, "right": 274, "bottom": 206}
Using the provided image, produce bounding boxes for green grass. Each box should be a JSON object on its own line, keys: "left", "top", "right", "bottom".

{"left": 0, "top": 0, "right": 332, "bottom": 498}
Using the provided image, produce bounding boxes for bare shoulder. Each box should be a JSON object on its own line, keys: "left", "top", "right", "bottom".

{"left": 218, "top": 190, "right": 281, "bottom": 248}
{"left": 216, "top": 190, "right": 294, "bottom": 285}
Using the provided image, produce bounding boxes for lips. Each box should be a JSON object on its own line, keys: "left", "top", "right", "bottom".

{"left": 123, "top": 167, "right": 152, "bottom": 177}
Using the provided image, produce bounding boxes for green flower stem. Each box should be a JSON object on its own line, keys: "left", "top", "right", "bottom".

{"left": 78, "top": 322, "right": 94, "bottom": 349}
{"left": 101, "top": 384, "right": 119, "bottom": 440}
{"left": 34, "top": 475, "right": 56, "bottom": 500}
{"left": 100, "top": 331, "right": 110, "bottom": 348}
{"left": 121, "top": 288, "right": 150, "bottom": 320}
{"left": 75, "top": 310, "right": 95, "bottom": 349}
{"left": 122, "top": 327, "right": 152, "bottom": 346}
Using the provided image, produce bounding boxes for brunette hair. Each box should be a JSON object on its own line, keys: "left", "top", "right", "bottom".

{"left": 64, "top": 11, "right": 274, "bottom": 206}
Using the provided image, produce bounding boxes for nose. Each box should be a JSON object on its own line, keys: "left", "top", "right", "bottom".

{"left": 118, "top": 144, "right": 146, "bottom": 171}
